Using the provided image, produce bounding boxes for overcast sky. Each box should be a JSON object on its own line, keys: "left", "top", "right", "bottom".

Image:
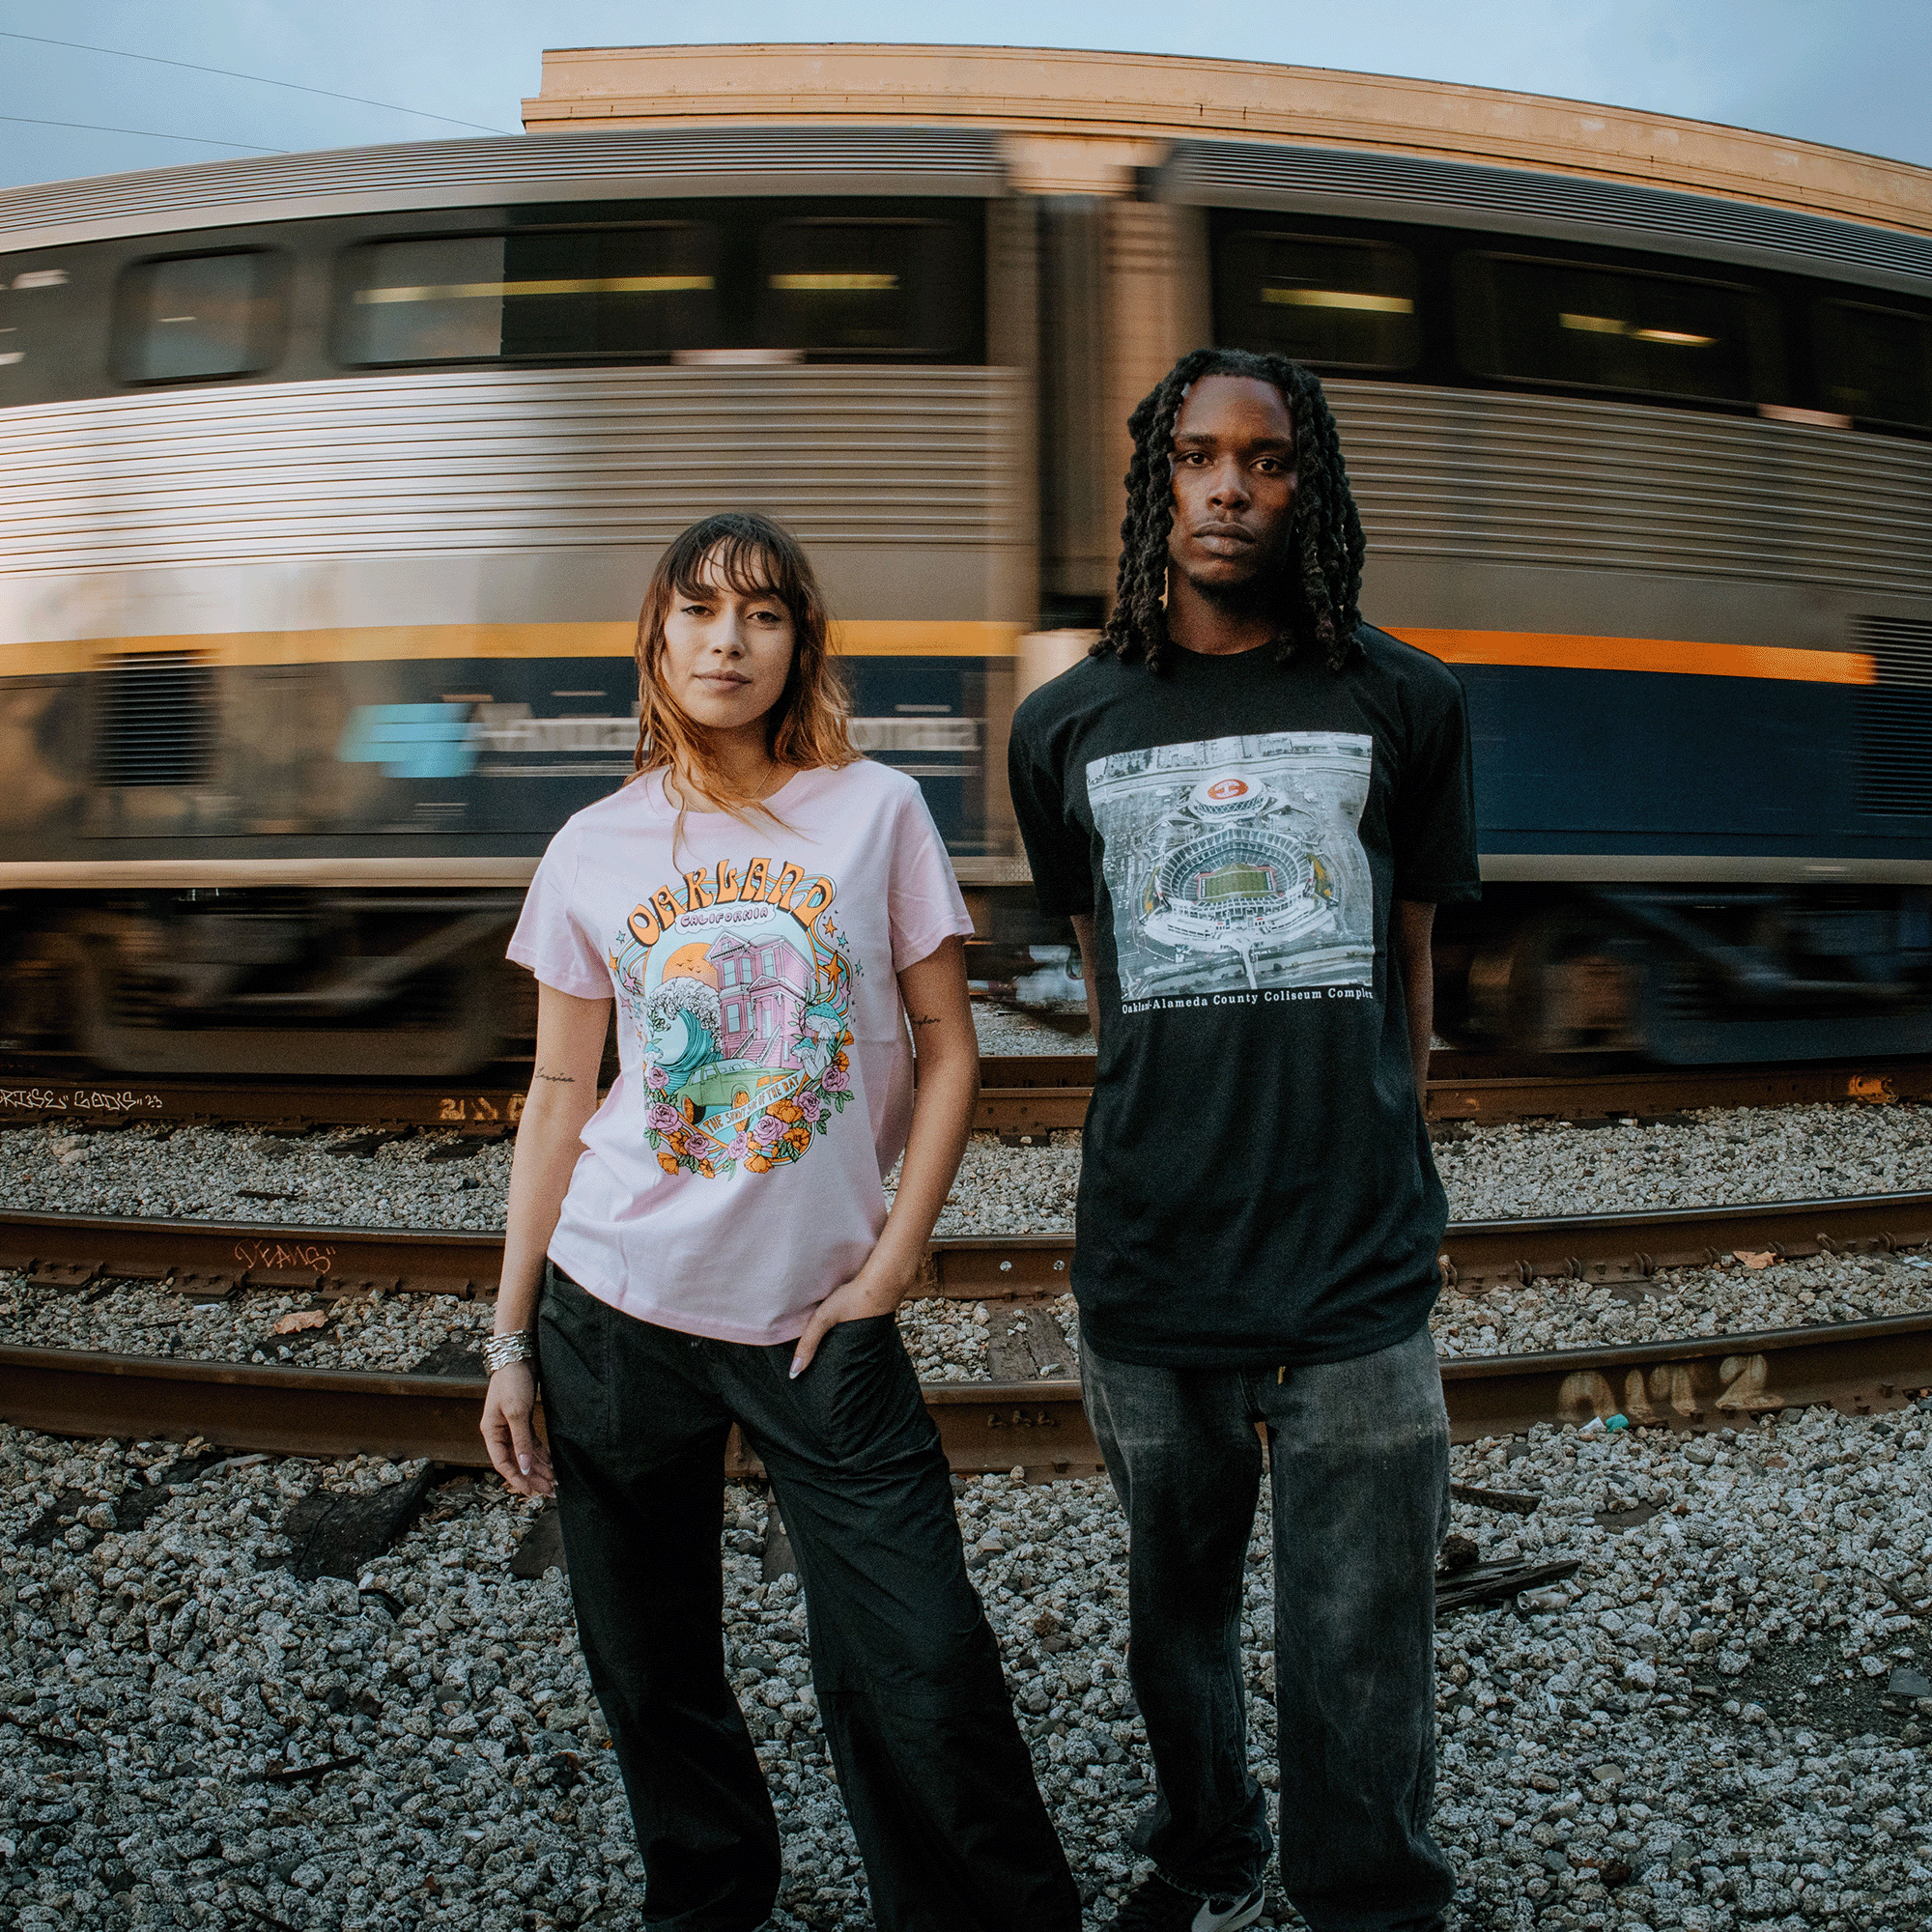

{"left": 1, "top": 0, "right": 1927, "bottom": 192}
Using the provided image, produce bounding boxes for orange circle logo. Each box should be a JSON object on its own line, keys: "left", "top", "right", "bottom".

{"left": 1206, "top": 779, "right": 1248, "bottom": 801}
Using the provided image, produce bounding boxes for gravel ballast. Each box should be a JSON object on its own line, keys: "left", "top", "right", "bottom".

{"left": 1435, "top": 1104, "right": 1932, "bottom": 1222}
{"left": 6, "top": 1253, "right": 1928, "bottom": 1377}
{"left": 1, "top": 1091, "right": 1929, "bottom": 1364}
{"left": 0, "top": 1277, "right": 497, "bottom": 1373}
{"left": 0, "top": 1273, "right": 1076, "bottom": 1384}
{"left": 1429, "top": 1250, "right": 1932, "bottom": 1357}
{"left": 5, "top": 1102, "right": 1927, "bottom": 1240}
{"left": 6, "top": 1401, "right": 1931, "bottom": 1930}
{"left": 971, "top": 1004, "right": 1094, "bottom": 1057}
{"left": 0, "top": 1122, "right": 512, "bottom": 1232}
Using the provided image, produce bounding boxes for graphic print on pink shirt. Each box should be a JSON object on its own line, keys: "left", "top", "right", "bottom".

{"left": 611, "top": 855, "right": 858, "bottom": 1181}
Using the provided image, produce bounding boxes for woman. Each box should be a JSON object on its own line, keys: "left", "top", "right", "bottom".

{"left": 480, "top": 512, "right": 1078, "bottom": 1932}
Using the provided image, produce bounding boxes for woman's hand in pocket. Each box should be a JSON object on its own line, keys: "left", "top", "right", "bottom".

{"left": 482, "top": 1364, "right": 556, "bottom": 1496}
{"left": 789, "top": 1256, "right": 916, "bottom": 1378}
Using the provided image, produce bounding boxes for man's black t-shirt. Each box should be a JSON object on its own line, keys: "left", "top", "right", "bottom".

{"left": 1008, "top": 624, "right": 1481, "bottom": 1371}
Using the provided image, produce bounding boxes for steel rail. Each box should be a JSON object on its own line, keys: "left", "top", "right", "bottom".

{"left": 0, "top": 1347, "right": 1100, "bottom": 1476}
{"left": 0, "top": 1071, "right": 529, "bottom": 1133}
{"left": 1422, "top": 1054, "right": 1932, "bottom": 1126}
{"left": 6, "top": 1051, "right": 1929, "bottom": 1134}
{"left": 0, "top": 1062, "right": 1090, "bottom": 1136}
{"left": 1437, "top": 1310, "right": 1932, "bottom": 1439}
{"left": 974, "top": 1054, "right": 1932, "bottom": 1135}
{"left": 4, "top": 1309, "right": 1930, "bottom": 1475}
{"left": 6, "top": 1192, "right": 1932, "bottom": 1303}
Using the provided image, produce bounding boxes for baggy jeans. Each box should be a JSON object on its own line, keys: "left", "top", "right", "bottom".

{"left": 536, "top": 1264, "right": 1081, "bottom": 1932}
{"left": 1081, "top": 1322, "right": 1456, "bottom": 1932}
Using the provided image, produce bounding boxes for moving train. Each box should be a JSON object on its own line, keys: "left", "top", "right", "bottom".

{"left": 2, "top": 44, "right": 1930, "bottom": 1072}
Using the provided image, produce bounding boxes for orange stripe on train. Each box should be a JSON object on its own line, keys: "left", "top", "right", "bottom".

{"left": 1390, "top": 629, "right": 1875, "bottom": 686}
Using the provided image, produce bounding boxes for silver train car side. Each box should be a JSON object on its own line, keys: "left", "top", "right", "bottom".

{"left": 3, "top": 76, "right": 1931, "bottom": 1071}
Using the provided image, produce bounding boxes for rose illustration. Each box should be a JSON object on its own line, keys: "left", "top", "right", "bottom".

{"left": 645, "top": 1064, "right": 668, "bottom": 1092}
{"left": 822, "top": 1065, "right": 850, "bottom": 1094}
{"left": 750, "top": 1114, "right": 787, "bottom": 1150}
{"left": 646, "top": 1101, "right": 686, "bottom": 1137}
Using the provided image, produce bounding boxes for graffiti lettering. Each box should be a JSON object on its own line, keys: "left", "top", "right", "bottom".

{"left": 435, "top": 1095, "right": 520, "bottom": 1123}
{"left": 0, "top": 1088, "right": 163, "bottom": 1113}
{"left": 234, "top": 1241, "right": 337, "bottom": 1276}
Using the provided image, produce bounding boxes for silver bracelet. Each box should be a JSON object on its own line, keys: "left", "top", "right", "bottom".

{"left": 483, "top": 1329, "right": 536, "bottom": 1374}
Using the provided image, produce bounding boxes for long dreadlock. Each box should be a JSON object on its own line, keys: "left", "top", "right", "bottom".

{"left": 1094, "top": 347, "right": 1366, "bottom": 673}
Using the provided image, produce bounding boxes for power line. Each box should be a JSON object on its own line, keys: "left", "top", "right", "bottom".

{"left": 0, "top": 28, "right": 515, "bottom": 135}
{"left": 0, "top": 112, "right": 284, "bottom": 154}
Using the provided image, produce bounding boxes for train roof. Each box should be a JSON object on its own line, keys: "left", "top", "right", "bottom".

{"left": 0, "top": 127, "right": 1006, "bottom": 252}
{"left": 0, "top": 44, "right": 1926, "bottom": 296}
{"left": 529, "top": 43, "right": 1932, "bottom": 238}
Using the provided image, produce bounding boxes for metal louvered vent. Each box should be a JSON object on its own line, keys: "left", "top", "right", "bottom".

{"left": 94, "top": 651, "right": 217, "bottom": 786}
{"left": 0, "top": 128, "right": 1005, "bottom": 246}
{"left": 1854, "top": 616, "right": 1932, "bottom": 815}
{"left": 1166, "top": 141, "right": 1932, "bottom": 290}
{"left": 1857, "top": 615, "right": 1932, "bottom": 686}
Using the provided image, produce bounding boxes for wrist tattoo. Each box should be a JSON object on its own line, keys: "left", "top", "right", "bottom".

{"left": 534, "top": 1071, "right": 575, "bottom": 1084}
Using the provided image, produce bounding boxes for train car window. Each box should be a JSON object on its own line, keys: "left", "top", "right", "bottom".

{"left": 1459, "top": 254, "right": 1764, "bottom": 403}
{"left": 113, "top": 249, "right": 285, "bottom": 384}
{"left": 1214, "top": 233, "right": 1419, "bottom": 369}
{"left": 756, "top": 218, "right": 972, "bottom": 355}
{"left": 338, "top": 225, "right": 720, "bottom": 364}
{"left": 1815, "top": 298, "right": 1932, "bottom": 429}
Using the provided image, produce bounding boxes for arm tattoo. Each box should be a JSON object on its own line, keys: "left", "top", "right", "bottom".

{"left": 908, "top": 1013, "right": 943, "bottom": 1028}
{"left": 534, "top": 1071, "right": 576, "bottom": 1084}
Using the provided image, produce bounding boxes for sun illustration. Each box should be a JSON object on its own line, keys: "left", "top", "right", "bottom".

{"left": 659, "top": 941, "right": 721, "bottom": 988}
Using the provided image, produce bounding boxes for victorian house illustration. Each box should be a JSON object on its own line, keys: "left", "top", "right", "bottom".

{"left": 708, "top": 930, "right": 811, "bottom": 1066}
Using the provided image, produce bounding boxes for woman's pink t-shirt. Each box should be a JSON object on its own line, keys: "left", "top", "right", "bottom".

{"left": 506, "top": 759, "right": 974, "bottom": 1346}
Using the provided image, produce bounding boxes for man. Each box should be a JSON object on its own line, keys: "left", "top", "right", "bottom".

{"left": 1008, "top": 346, "right": 1479, "bottom": 1932}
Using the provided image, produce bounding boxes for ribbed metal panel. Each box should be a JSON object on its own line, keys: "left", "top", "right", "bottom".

{"left": 0, "top": 128, "right": 1005, "bottom": 250}
{"left": 1856, "top": 692, "right": 1932, "bottom": 814}
{"left": 1327, "top": 380, "right": 1932, "bottom": 597}
{"left": 1856, "top": 613, "right": 1932, "bottom": 688}
{"left": 0, "top": 365, "right": 1024, "bottom": 574}
{"left": 1167, "top": 141, "right": 1932, "bottom": 294}
{"left": 93, "top": 651, "right": 216, "bottom": 785}
{"left": 1854, "top": 615, "right": 1932, "bottom": 814}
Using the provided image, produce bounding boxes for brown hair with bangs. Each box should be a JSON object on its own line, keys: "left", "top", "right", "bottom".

{"left": 631, "top": 511, "right": 857, "bottom": 817}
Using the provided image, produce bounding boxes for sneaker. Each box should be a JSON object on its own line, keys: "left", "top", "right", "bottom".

{"left": 1111, "top": 1871, "right": 1266, "bottom": 1930}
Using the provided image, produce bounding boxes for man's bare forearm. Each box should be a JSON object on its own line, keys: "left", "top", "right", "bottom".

{"left": 1070, "top": 914, "right": 1100, "bottom": 1043}
{"left": 1393, "top": 900, "right": 1436, "bottom": 1104}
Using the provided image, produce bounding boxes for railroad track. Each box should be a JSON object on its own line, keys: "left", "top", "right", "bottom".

{"left": 5, "top": 1050, "right": 1929, "bottom": 1138}
{"left": 3, "top": 1197, "right": 1931, "bottom": 1470}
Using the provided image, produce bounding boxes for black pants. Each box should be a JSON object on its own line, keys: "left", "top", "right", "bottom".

{"left": 1082, "top": 1325, "right": 1455, "bottom": 1932}
{"left": 537, "top": 1264, "right": 1080, "bottom": 1932}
